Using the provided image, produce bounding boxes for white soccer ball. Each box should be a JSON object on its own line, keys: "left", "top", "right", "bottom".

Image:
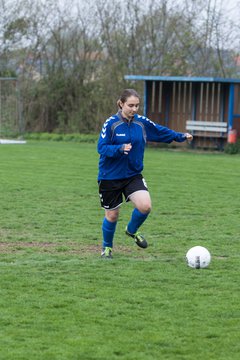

{"left": 186, "top": 246, "right": 211, "bottom": 269}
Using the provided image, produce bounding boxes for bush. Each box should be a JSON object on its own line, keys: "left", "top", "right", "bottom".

{"left": 224, "top": 141, "right": 240, "bottom": 154}
{"left": 24, "top": 132, "right": 98, "bottom": 143}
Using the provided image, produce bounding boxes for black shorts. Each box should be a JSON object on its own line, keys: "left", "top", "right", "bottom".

{"left": 98, "top": 174, "right": 148, "bottom": 210}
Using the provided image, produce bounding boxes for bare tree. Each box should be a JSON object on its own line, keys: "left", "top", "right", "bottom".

{"left": 2, "top": 0, "right": 240, "bottom": 133}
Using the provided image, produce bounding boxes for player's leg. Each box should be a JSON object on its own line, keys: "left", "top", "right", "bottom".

{"left": 126, "top": 190, "right": 151, "bottom": 244}
{"left": 129, "top": 189, "right": 152, "bottom": 215}
{"left": 98, "top": 180, "right": 122, "bottom": 258}
{"left": 124, "top": 176, "right": 151, "bottom": 248}
{"left": 100, "top": 208, "right": 120, "bottom": 259}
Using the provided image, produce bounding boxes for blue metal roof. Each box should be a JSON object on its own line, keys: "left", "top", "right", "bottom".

{"left": 124, "top": 75, "right": 240, "bottom": 84}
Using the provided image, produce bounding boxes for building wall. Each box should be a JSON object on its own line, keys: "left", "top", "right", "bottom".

{"left": 145, "top": 80, "right": 240, "bottom": 148}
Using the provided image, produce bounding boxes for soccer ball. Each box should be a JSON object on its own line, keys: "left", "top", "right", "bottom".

{"left": 186, "top": 246, "right": 211, "bottom": 269}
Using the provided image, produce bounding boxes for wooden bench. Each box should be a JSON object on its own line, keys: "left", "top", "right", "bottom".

{"left": 186, "top": 120, "right": 228, "bottom": 136}
{"left": 186, "top": 120, "right": 228, "bottom": 149}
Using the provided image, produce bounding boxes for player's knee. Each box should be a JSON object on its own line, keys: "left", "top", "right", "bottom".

{"left": 106, "top": 210, "right": 119, "bottom": 222}
{"left": 139, "top": 203, "right": 151, "bottom": 214}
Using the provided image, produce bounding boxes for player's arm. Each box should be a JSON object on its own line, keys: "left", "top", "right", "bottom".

{"left": 142, "top": 116, "right": 193, "bottom": 143}
{"left": 97, "top": 120, "right": 127, "bottom": 158}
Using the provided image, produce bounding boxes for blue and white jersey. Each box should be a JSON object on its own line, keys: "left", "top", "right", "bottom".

{"left": 97, "top": 112, "right": 187, "bottom": 180}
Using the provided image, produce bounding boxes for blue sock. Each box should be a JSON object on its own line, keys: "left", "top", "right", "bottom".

{"left": 127, "top": 208, "right": 149, "bottom": 234}
{"left": 102, "top": 217, "right": 117, "bottom": 249}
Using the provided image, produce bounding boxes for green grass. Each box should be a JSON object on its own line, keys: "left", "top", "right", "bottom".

{"left": 0, "top": 142, "right": 239, "bottom": 359}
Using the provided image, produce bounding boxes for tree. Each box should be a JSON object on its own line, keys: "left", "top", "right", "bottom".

{"left": 2, "top": 0, "right": 240, "bottom": 133}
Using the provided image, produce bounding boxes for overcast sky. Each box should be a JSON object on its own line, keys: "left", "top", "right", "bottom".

{"left": 213, "top": 0, "right": 240, "bottom": 18}
{"left": 54, "top": 0, "right": 240, "bottom": 29}
{"left": 61, "top": 0, "right": 240, "bottom": 19}
{"left": 166, "top": 0, "right": 239, "bottom": 19}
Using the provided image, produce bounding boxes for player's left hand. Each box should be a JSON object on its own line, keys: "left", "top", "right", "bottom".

{"left": 185, "top": 133, "right": 193, "bottom": 142}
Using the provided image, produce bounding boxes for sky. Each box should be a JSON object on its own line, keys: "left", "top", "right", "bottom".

{"left": 216, "top": 0, "right": 240, "bottom": 19}
{"left": 168, "top": 0, "right": 240, "bottom": 21}
{"left": 60, "top": 0, "right": 240, "bottom": 20}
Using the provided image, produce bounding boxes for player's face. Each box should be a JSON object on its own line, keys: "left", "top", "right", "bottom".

{"left": 121, "top": 96, "right": 140, "bottom": 120}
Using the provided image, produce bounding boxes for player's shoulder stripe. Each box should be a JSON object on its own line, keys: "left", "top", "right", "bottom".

{"left": 102, "top": 115, "right": 116, "bottom": 128}
{"left": 100, "top": 115, "right": 118, "bottom": 138}
{"left": 136, "top": 114, "right": 148, "bottom": 121}
{"left": 137, "top": 114, "right": 156, "bottom": 126}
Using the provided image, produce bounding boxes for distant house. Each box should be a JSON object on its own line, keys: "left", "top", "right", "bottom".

{"left": 124, "top": 75, "right": 240, "bottom": 148}
{"left": 234, "top": 55, "right": 240, "bottom": 67}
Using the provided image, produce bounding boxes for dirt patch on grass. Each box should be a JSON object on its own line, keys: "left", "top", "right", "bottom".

{"left": 0, "top": 241, "right": 134, "bottom": 255}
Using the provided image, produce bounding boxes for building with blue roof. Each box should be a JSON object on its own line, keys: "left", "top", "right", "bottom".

{"left": 124, "top": 75, "right": 240, "bottom": 148}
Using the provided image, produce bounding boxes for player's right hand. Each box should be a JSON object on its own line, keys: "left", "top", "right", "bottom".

{"left": 123, "top": 143, "right": 132, "bottom": 155}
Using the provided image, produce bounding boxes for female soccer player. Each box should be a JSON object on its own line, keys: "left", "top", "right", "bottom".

{"left": 97, "top": 89, "right": 193, "bottom": 258}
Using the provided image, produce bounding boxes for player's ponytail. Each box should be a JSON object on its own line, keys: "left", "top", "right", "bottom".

{"left": 117, "top": 99, "right": 122, "bottom": 109}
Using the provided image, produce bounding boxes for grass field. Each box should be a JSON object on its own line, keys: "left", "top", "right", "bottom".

{"left": 0, "top": 141, "right": 239, "bottom": 360}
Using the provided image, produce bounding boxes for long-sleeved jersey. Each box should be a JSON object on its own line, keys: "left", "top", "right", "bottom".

{"left": 97, "top": 112, "right": 187, "bottom": 180}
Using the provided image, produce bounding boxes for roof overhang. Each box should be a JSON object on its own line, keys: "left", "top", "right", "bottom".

{"left": 124, "top": 75, "right": 240, "bottom": 84}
